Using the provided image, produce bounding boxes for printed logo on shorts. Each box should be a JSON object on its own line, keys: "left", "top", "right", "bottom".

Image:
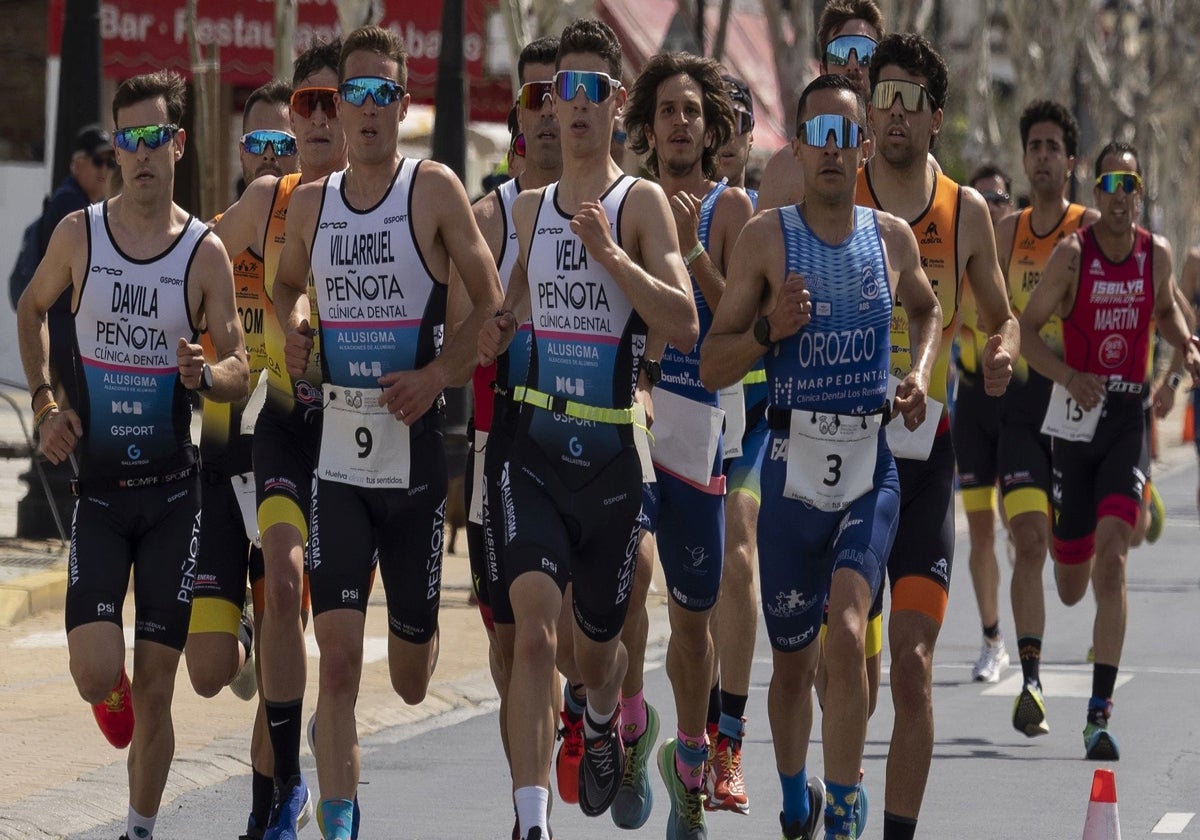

{"left": 930, "top": 557, "right": 949, "bottom": 582}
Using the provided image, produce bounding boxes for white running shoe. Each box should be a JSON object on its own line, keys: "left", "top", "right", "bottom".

{"left": 971, "top": 637, "right": 1010, "bottom": 683}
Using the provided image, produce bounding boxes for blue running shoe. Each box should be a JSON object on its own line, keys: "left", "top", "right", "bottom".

{"left": 239, "top": 813, "right": 264, "bottom": 840}
{"left": 262, "top": 774, "right": 313, "bottom": 840}
{"left": 611, "top": 700, "right": 659, "bottom": 829}
{"left": 853, "top": 782, "right": 868, "bottom": 838}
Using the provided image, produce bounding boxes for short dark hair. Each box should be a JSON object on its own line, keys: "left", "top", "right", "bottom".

{"left": 969, "top": 163, "right": 1011, "bottom": 193}
{"left": 293, "top": 38, "right": 342, "bottom": 88}
{"left": 243, "top": 79, "right": 293, "bottom": 132}
{"left": 795, "top": 73, "right": 865, "bottom": 131}
{"left": 519, "top": 36, "right": 560, "bottom": 84}
{"left": 556, "top": 18, "right": 622, "bottom": 80}
{"left": 817, "top": 0, "right": 885, "bottom": 54}
{"left": 112, "top": 70, "right": 188, "bottom": 126}
{"left": 1019, "top": 99, "right": 1079, "bottom": 158}
{"left": 340, "top": 25, "right": 408, "bottom": 87}
{"left": 868, "top": 32, "right": 948, "bottom": 112}
{"left": 625, "top": 52, "right": 735, "bottom": 180}
{"left": 1094, "top": 140, "right": 1140, "bottom": 179}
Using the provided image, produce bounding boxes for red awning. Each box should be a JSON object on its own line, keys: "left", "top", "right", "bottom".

{"left": 596, "top": 0, "right": 788, "bottom": 151}
{"left": 96, "top": 0, "right": 514, "bottom": 123}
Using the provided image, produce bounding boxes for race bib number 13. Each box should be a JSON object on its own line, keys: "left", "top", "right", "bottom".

{"left": 1041, "top": 382, "right": 1102, "bottom": 442}
{"left": 319, "top": 385, "right": 411, "bottom": 488}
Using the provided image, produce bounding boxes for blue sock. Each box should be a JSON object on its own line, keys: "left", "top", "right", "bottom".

{"left": 320, "top": 798, "right": 354, "bottom": 840}
{"left": 824, "top": 779, "right": 859, "bottom": 839}
{"left": 718, "top": 712, "right": 745, "bottom": 740}
{"left": 563, "top": 682, "right": 586, "bottom": 718}
{"left": 780, "top": 766, "right": 810, "bottom": 827}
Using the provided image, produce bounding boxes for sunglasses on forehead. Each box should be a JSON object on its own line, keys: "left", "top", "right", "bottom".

{"left": 290, "top": 87, "right": 337, "bottom": 119}
{"left": 241, "top": 130, "right": 297, "bottom": 157}
{"left": 338, "top": 76, "right": 406, "bottom": 108}
{"left": 824, "top": 34, "right": 877, "bottom": 68}
{"left": 733, "top": 108, "right": 754, "bottom": 136}
{"left": 554, "top": 70, "right": 621, "bottom": 104}
{"left": 798, "top": 114, "right": 865, "bottom": 149}
{"left": 1095, "top": 171, "right": 1142, "bottom": 194}
{"left": 517, "top": 80, "right": 555, "bottom": 110}
{"left": 871, "top": 79, "right": 934, "bottom": 113}
{"left": 113, "top": 123, "right": 179, "bottom": 152}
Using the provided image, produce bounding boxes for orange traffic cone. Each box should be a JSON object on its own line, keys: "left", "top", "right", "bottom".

{"left": 1082, "top": 768, "right": 1121, "bottom": 840}
{"left": 1183, "top": 399, "right": 1194, "bottom": 444}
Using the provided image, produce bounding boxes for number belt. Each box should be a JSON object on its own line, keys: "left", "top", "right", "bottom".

{"left": 742, "top": 369, "right": 767, "bottom": 385}
{"left": 767, "top": 404, "right": 890, "bottom": 430}
{"left": 513, "top": 386, "right": 635, "bottom": 425}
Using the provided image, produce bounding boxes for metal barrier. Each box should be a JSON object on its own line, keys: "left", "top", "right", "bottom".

{"left": 0, "top": 378, "right": 69, "bottom": 544}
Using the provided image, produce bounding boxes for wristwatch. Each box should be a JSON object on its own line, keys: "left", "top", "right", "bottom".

{"left": 197, "top": 363, "right": 214, "bottom": 392}
{"left": 639, "top": 357, "right": 662, "bottom": 386}
{"left": 753, "top": 316, "right": 773, "bottom": 347}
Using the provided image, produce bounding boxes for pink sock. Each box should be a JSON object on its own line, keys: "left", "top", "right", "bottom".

{"left": 620, "top": 690, "right": 647, "bottom": 744}
{"left": 675, "top": 728, "right": 707, "bottom": 792}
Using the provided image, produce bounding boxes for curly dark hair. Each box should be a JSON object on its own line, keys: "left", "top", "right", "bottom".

{"left": 556, "top": 18, "right": 622, "bottom": 80}
{"left": 625, "top": 52, "right": 735, "bottom": 180}
{"left": 519, "top": 36, "right": 560, "bottom": 83}
{"left": 1019, "top": 100, "right": 1080, "bottom": 158}
{"left": 868, "top": 32, "right": 948, "bottom": 112}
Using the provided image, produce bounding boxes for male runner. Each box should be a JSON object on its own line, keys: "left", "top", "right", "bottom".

{"left": 17, "top": 70, "right": 249, "bottom": 840}
{"left": 477, "top": 18, "right": 698, "bottom": 840}
{"left": 992, "top": 100, "right": 1098, "bottom": 735}
{"left": 620, "top": 50, "right": 753, "bottom": 837}
{"left": 273, "top": 25, "right": 502, "bottom": 838}
{"left": 856, "top": 33, "right": 1018, "bottom": 840}
{"left": 1019, "top": 141, "right": 1200, "bottom": 760}
{"left": 702, "top": 73, "right": 940, "bottom": 840}
{"left": 1177, "top": 246, "right": 1200, "bottom": 517}
{"left": 213, "top": 39, "right": 348, "bottom": 839}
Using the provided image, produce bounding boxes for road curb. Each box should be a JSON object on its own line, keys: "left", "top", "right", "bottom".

{"left": 0, "top": 569, "right": 66, "bottom": 627}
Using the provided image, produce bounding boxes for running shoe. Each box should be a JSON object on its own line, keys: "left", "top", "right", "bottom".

{"left": 579, "top": 714, "right": 625, "bottom": 817}
{"left": 971, "top": 637, "right": 1010, "bottom": 683}
{"left": 852, "top": 768, "right": 868, "bottom": 839}
{"left": 307, "top": 714, "right": 361, "bottom": 838}
{"left": 1084, "top": 703, "right": 1120, "bottom": 761}
{"left": 657, "top": 740, "right": 707, "bottom": 840}
{"left": 611, "top": 700, "right": 659, "bottom": 829}
{"left": 778, "top": 776, "right": 825, "bottom": 840}
{"left": 1012, "top": 681, "right": 1050, "bottom": 737}
{"left": 229, "top": 602, "right": 257, "bottom": 701}
{"left": 239, "top": 814, "right": 264, "bottom": 840}
{"left": 1146, "top": 482, "right": 1165, "bottom": 543}
{"left": 92, "top": 667, "right": 135, "bottom": 749}
{"left": 556, "top": 709, "right": 584, "bottom": 805}
{"left": 704, "top": 732, "right": 749, "bottom": 815}
{"left": 262, "top": 774, "right": 313, "bottom": 840}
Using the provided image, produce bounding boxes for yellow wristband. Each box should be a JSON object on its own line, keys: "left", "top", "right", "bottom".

{"left": 683, "top": 242, "right": 705, "bottom": 266}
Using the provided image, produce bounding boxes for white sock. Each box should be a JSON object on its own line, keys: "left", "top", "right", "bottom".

{"left": 126, "top": 805, "right": 155, "bottom": 839}
{"left": 584, "top": 696, "right": 617, "bottom": 739}
{"left": 514, "top": 785, "right": 549, "bottom": 839}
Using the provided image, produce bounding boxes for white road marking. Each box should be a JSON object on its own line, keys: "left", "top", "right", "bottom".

{"left": 1151, "top": 813, "right": 1194, "bottom": 833}
{"left": 982, "top": 671, "right": 1133, "bottom": 697}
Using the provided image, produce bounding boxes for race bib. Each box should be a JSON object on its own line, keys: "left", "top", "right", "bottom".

{"left": 239, "top": 370, "right": 269, "bottom": 435}
{"left": 231, "top": 471, "right": 260, "bottom": 547}
{"left": 468, "top": 429, "right": 488, "bottom": 525}
{"left": 650, "top": 388, "right": 724, "bottom": 486}
{"left": 719, "top": 383, "right": 745, "bottom": 460}
{"left": 784, "top": 410, "right": 881, "bottom": 512}
{"left": 885, "top": 374, "right": 943, "bottom": 461}
{"left": 633, "top": 403, "right": 656, "bottom": 484}
{"left": 1041, "top": 382, "right": 1103, "bottom": 442}
{"left": 318, "top": 384, "right": 411, "bottom": 488}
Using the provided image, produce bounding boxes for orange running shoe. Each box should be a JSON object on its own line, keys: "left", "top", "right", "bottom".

{"left": 705, "top": 733, "right": 750, "bottom": 814}
{"left": 92, "top": 668, "right": 134, "bottom": 749}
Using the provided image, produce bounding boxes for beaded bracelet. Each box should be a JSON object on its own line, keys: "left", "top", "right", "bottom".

{"left": 33, "top": 401, "right": 59, "bottom": 436}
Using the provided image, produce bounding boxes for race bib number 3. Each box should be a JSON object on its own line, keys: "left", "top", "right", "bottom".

{"left": 319, "top": 385, "right": 411, "bottom": 488}
{"left": 784, "top": 410, "right": 881, "bottom": 512}
{"left": 1041, "top": 382, "right": 1102, "bottom": 442}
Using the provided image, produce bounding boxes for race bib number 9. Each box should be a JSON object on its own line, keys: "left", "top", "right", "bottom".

{"left": 1041, "top": 382, "right": 1102, "bottom": 442}
{"left": 319, "top": 384, "right": 411, "bottom": 488}
{"left": 784, "top": 410, "right": 881, "bottom": 512}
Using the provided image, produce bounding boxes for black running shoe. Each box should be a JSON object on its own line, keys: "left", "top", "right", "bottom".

{"left": 579, "top": 716, "right": 626, "bottom": 817}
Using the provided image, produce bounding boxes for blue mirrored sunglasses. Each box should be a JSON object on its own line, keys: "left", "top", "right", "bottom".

{"left": 824, "top": 34, "right": 877, "bottom": 68}
{"left": 338, "top": 76, "right": 405, "bottom": 108}
{"left": 554, "top": 70, "right": 620, "bottom": 104}
{"left": 113, "top": 123, "right": 179, "bottom": 153}
{"left": 1095, "top": 171, "right": 1142, "bottom": 194}
{"left": 241, "top": 130, "right": 297, "bottom": 156}
{"left": 798, "top": 114, "right": 865, "bottom": 149}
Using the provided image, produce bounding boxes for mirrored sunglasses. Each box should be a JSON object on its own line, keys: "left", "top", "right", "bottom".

{"left": 1095, "top": 171, "right": 1142, "bottom": 194}
{"left": 824, "top": 34, "right": 877, "bottom": 68}
{"left": 113, "top": 124, "right": 179, "bottom": 153}
{"left": 512, "top": 133, "right": 526, "bottom": 157}
{"left": 554, "top": 70, "right": 620, "bottom": 104}
{"left": 871, "top": 79, "right": 934, "bottom": 113}
{"left": 338, "top": 76, "right": 405, "bottom": 108}
{"left": 733, "top": 107, "right": 754, "bottom": 135}
{"left": 517, "top": 81, "right": 555, "bottom": 110}
{"left": 241, "top": 130, "right": 297, "bottom": 156}
{"left": 290, "top": 87, "right": 337, "bottom": 119}
{"left": 799, "top": 114, "right": 865, "bottom": 149}
{"left": 980, "top": 190, "right": 1010, "bottom": 205}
